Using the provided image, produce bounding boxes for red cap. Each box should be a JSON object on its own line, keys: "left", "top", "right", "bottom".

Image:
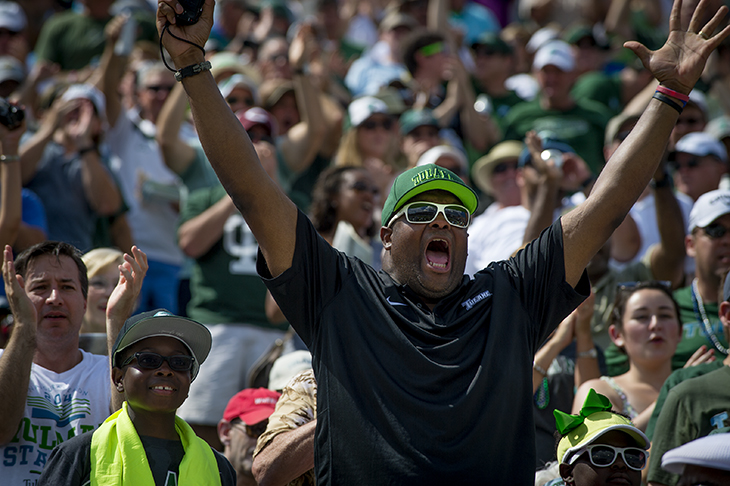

{"left": 236, "top": 107, "right": 278, "bottom": 137}
{"left": 223, "top": 388, "right": 281, "bottom": 424}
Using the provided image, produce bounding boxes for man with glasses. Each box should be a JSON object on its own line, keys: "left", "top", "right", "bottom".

{"left": 156, "top": 0, "right": 729, "bottom": 482}
{"left": 218, "top": 388, "right": 280, "bottom": 486}
{"left": 399, "top": 109, "right": 442, "bottom": 167}
{"left": 671, "top": 132, "right": 728, "bottom": 201}
{"left": 503, "top": 39, "right": 612, "bottom": 176}
{"left": 470, "top": 33, "right": 525, "bottom": 129}
{"left": 646, "top": 268, "right": 730, "bottom": 486}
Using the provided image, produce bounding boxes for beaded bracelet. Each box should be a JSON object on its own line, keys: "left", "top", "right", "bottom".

{"left": 653, "top": 92, "right": 683, "bottom": 114}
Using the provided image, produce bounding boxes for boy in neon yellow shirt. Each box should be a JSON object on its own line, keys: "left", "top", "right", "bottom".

{"left": 39, "top": 309, "right": 236, "bottom": 485}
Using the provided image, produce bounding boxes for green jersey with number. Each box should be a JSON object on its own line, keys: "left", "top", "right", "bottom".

{"left": 180, "top": 185, "right": 286, "bottom": 329}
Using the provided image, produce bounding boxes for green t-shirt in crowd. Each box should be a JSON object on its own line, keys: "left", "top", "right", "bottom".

{"left": 571, "top": 72, "right": 624, "bottom": 117}
{"left": 179, "top": 184, "right": 286, "bottom": 330}
{"left": 502, "top": 98, "right": 612, "bottom": 175}
{"left": 604, "top": 285, "right": 728, "bottom": 376}
{"left": 645, "top": 360, "right": 724, "bottom": 440}
{"left": 35, "top": 10, "right": 158, "bottom": 70}
{"left": 647, "top": 365, "right": 730, "bottom": 486}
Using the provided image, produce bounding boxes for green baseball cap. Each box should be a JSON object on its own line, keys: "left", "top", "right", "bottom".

{"left": 399, "top": 109, "right": 439, "bottom": 135}
{"left": 382, "top": 164, "right": 478, "bottom": 226}
{"left": 471, "top": 32, "right": 512, "bottom": 54}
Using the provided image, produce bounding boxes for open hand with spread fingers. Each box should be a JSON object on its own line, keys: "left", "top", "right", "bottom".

{"left": 624, "top": 0, "right": 730, "bottom": 95}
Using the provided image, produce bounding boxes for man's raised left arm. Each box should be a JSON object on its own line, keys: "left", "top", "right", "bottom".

{"left": 561, "top": 0, "right": 730, "bottom": 287}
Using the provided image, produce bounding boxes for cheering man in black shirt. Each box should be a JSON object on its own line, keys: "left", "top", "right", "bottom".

{"left": 156, "top": 0, "right": 729, "bottom": 483}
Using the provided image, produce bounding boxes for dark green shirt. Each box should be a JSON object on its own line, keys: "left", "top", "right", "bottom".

{"left": 35, "top": 10, "right": 158, "bottom": 70}
{"left": 503, "top": 98, "right": 612, "bottom": 175}
{"left": 180, "top": 185, "right": 286, "bottom": 329}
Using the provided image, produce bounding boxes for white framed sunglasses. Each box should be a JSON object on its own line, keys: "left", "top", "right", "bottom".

{"left": 389, "top": 202, "right": 471, "bottom": 228}
{"left": 568, "top": 444, "right": 648, "bottom": 471}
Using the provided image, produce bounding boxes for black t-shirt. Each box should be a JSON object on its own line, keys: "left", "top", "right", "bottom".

{"left": 37, "top": 429, "right": 236, "bottom": 486}
{"left": 258, "top": 211, "right": 589, "bottom": 485}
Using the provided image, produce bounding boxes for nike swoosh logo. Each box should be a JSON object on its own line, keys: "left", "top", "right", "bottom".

{"left": 386, "top": 296, "right": 408, "bottom": 306}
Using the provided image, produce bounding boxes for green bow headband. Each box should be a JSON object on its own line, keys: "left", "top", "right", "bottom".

{"left": 554, "top": 388, "right": 613, "bottom": 435}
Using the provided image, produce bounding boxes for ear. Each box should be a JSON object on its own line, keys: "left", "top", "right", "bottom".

{"left": 218, "top": 420, "right": 232, "bottom": 447}
{"left": 685, "top": 233, "right": 696, "bottom": 258}
{"left": 720, "top": 301, "right": 730, "bottom": 342}
{"left": 608, "top": 324, "right": 625, "bottom": 348}
{"left": 381, "top": 225, "right": 393, "bottom": 249}
{"left": 111, "top": 367, "right": 125, "bottom": 393}
{"left": 559, "top": 463, "right": 575, "bottom": 485}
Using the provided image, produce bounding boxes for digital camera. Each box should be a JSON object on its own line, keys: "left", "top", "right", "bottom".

{"left": 176, "top": 0, "right": 205, "bottom": 25}
{"left": 0, "top": 98, "right": 24, "bottom": 130}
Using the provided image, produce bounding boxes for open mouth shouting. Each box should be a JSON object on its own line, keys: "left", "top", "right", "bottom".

{"left": 425, "top": 238, "right": 451, "bottom": 272}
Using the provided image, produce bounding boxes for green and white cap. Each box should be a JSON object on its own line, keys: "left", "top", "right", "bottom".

{"left": 381, "top": 164, "right": 478, "bottom": 226}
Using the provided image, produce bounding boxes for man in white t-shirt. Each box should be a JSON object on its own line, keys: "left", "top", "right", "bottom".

{"left": 0, "top": 241, "right": 146, "bottom": 484}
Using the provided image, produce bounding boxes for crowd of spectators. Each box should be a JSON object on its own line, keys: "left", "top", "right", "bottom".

{"left": 0, "top": 0, "right": 730, "bottom": 484}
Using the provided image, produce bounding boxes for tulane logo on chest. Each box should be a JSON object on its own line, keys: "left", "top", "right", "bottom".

{"left": 461, "top": 290, "right": 492, "bottom": 311}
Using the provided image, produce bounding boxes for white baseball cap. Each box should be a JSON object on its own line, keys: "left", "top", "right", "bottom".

{"left": 0, "top": 2, "right": 26, "bottom": 32}
{"left": 526, "top": 26, "right": 560, "bottom": 53}
{"left": 533, "top": 40, "right": 575, "bottom": 72}
{"left": 61, "top": 84, "right": 108, "bottom": 129}
{"left": 416, "top": 145, "right": 468, "bottom": 176}
{"left": 688, "top": 189, "right": 730, "bottom": 232}
{"left": 674, "top": 132, "right": 728, "bottom": 162}
{"left": 218, "top": 74, "right": 260, "bottom": 105}
{"left": 268, "top": 350, "right": 312, "bottom": 391}
{"left": 348, "top": 96, "right": 389, "bottom": 127}
{"left": 661, "top": 434, "right": 730, "bottom": 475}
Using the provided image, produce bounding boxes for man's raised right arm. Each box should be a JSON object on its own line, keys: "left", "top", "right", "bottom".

{"left": 0, "top": 246, "right": 37, "bottom": 445}
{"left": 157, "top": 0, "right": 298, "bottom": 278}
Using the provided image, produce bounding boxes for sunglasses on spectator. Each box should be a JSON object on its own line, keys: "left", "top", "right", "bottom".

{"left": 121, "top": 352, "right": 195, "bottom": 372}
{"left": 232, "top": 419, "right": 268, "bottom": 438}
{"left": 492, "top": 161, "right": 518, "bottom": 174}
{"left": 701, "top": 223, "right": 730, "bottom": 239}
{"left": 0, "top": 29, "right": 18, "bottom": 37}
{"left": 145, "top": 85, "right": 174, "bottom": 93}
{"left": 226, "top": 96, "right": 255, "bottom": 107}
{"left": 350, "top": 180, "right": 379, "bottom": 195}
{"left": 360, "top": 119, "right": 393, "bottom": 131}
{"left": 389, "top": 201, "right": 470, "bottom": 228}
{"left": 568, "top": 444, "right": 647, "bottom": 471}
